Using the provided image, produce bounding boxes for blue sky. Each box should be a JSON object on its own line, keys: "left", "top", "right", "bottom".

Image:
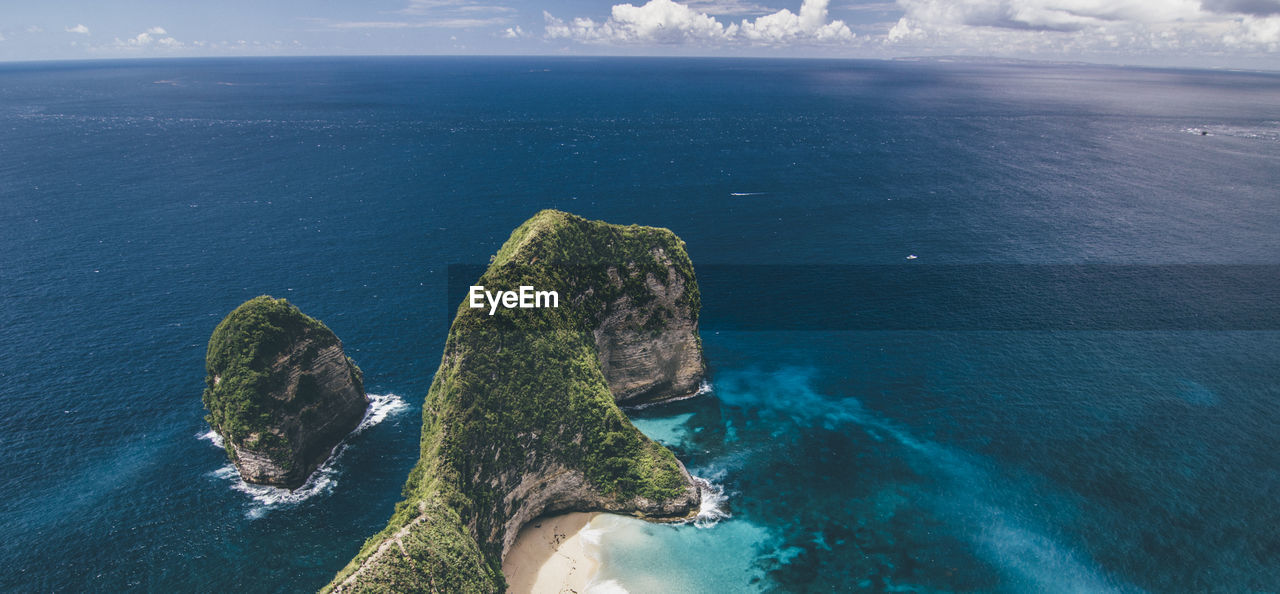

{"left": 2, "top": 0, "right": 1278, "bottom": 67}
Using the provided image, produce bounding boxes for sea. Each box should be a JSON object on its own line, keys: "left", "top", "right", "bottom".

{"left": 1, "top": 57, "right": 1278, "bottom": 592}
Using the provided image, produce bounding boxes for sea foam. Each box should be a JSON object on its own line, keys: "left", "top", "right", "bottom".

{"left": 197, "top": 429, "right": 223, "bottom": 449}
{"left": 623, "top": 379, "right": 713, "bottom": 411}
{"left": 355, "top": 392, "right": 410, "bottom": 433}
{"left": 690, "top": 475, "right": 730, "bottom": 529}
{"left": 202, "top": 392, "right": 408, "bottom": 516}
{"left": 585, "top": 579, "right": 631, "bottom": 594}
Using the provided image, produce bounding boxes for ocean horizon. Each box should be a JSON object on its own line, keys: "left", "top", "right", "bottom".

{"left": 2, "top": 56, "right": 1278, "bottom": 592}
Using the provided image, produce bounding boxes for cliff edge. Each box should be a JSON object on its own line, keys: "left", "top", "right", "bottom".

{"left": 325, "top": 210, "right": 706, "bottom": 592}
{"left": 203, "top": 296, "right": 369, "bottom": 489}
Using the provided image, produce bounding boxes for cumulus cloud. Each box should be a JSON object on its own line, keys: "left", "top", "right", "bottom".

{"left": 892, "top": 0, "right": 1202, "bottom": 33}
{"left": 66, "top": 24, "right": 90, "bottom": 34}
{"left": 886, "top": 0, "right": 1280, "bottom": 54}
{"left": 502, "top": 25, "right": 526, "bottom": 37}
{"left": 1228, "top": 14, "right": 1280, "bottom": 46}
{"left": 738, "top": 0, "right": 855, "bottom": 42}
{"left": 544, "top": 0, "right": 853, "bottom": 44}
{"left": 546, "top": 0, "right": 732, "bottom": 43}
{"left": 117, "top": 26, "right": 182, "bottom": 48}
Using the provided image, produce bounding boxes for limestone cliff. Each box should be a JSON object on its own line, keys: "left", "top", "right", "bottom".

{"left": 325, "top": 210, "right": 705, "bottom": 593}
{"left": 203, "top": 296, "right": 369, "bottom": 490}
{"left": 594, "top": 251, "right": 705, "bottom": 405}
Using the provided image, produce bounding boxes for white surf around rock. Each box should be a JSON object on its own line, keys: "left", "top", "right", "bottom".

{"left": 201, "top": 392, "right": 408, "bottom": 516}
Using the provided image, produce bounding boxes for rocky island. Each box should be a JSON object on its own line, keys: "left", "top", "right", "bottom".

{"left": 325, "top": 210, "right": 706, "bottom": 592}
{"left": 203, "top": 296, "right": 369, "bottom": 489}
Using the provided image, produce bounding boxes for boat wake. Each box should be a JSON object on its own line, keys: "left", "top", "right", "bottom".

{"left": 200, "top": 392, "right": 408, "bottom": 517}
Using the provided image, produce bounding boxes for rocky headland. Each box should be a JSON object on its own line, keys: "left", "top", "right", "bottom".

{"left": 325, "top": 210, "right": 706, "bottom": 592}
{"left": 203, "top": 296, "right": 369, "bottom": 490}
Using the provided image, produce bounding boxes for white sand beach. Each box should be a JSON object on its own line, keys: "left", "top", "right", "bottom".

{"left": 503, "top": 512, "right": 600, "bottom": 593}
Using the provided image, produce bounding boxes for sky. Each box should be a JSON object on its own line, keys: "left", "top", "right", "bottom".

{"left": 2, "top": 0, "right": 1279, "bottom": 68}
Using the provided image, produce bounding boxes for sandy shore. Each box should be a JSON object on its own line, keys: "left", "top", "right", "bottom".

{"left": 503, "top": 512, "right": 600, "bottom": 594}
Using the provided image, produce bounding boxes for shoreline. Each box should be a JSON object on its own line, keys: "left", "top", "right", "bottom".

{"left": 503, "top": 512, "right": 601, "bottom": 593}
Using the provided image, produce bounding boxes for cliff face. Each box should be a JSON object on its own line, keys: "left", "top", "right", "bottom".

{"left": 325, "top": 211, "right": 705, "bottom": 593}
{"left": 594, "top": 251, "right": 705, "bottom": 405}
{"left": 203, "top": 296, "right": 369, "bottom": 490}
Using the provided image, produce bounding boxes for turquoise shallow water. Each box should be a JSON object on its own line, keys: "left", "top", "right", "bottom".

{"left": 620, "top": 331, "right": 1280, "bottom": 591}
{"left": 1, "top": 57, "right": 1278, "bottom": 592}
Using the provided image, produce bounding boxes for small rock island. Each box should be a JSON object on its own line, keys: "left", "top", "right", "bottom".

{"left": 325, "top": 210, "right": 706, "bottom": 592}
{"left": 203, "top": 296, "right": 369, "bottom": 489}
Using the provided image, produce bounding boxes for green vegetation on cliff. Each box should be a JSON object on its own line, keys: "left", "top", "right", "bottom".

{"left": 325, "top": 210, "right": 702, "bottom": 593}
{"left": 203, "top": 296, "right": 362, "bottom": 467}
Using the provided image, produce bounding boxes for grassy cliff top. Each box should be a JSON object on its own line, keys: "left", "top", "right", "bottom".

{"left": 491, "top": 209, "right": 699, "bottom": 317}
{"left": 202, "top": 296, "right": 341, "bottom": 455}
{"left": 325, "top": 210, "right": 701, "bottom": 593}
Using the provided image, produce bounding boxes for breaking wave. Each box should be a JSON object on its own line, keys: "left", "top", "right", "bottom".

{"left": 201, "top": 393, "right": 408, "bottom": 517}
{"left": 355, "top": 392, "right": 410, "bottom": 433}
{"left": 691, "top": 477, "right": 730, "bottom": 529}
{"left": 624, "top": 380, "right": 713, "bottom": 411}
{"left": 197, "top": 429, "right": 223, "bottom": 449}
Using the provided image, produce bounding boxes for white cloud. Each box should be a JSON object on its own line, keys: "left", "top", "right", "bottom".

{"left": 544, "top": 0, "right": 854, "bottom": 45}
{"left": 545, "top": 0, "right": 733, "bottom": 43}
{"left": 115, "top": 26, "right": 182, "bottom": 49}
{"left": 27, "top": 25, "right": 44, "bottom": 34}
{"left": 602, "top": 0, "right": 732, "bottom": 42}
{"left": 892, "top": 0, "right": 1201, "bottom": 33}
{"left": 503, "top": 25, "right": 526, "bottom": 37}
{"left": 738, "top": 0, "right": 855, "bottom": 42}
{"left": 66, "top": 24, "right": 90, "bottom": 34}
{"left": 886, "top": 0, "right": 1280, "bottom": 55}
{"left": 1228, "top": 14, "right": 1280, "bottom": 47}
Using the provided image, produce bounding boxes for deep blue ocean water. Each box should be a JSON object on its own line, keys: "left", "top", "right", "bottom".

{"left": 1, "top": 57, "right": 1278, "bottom": 592}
